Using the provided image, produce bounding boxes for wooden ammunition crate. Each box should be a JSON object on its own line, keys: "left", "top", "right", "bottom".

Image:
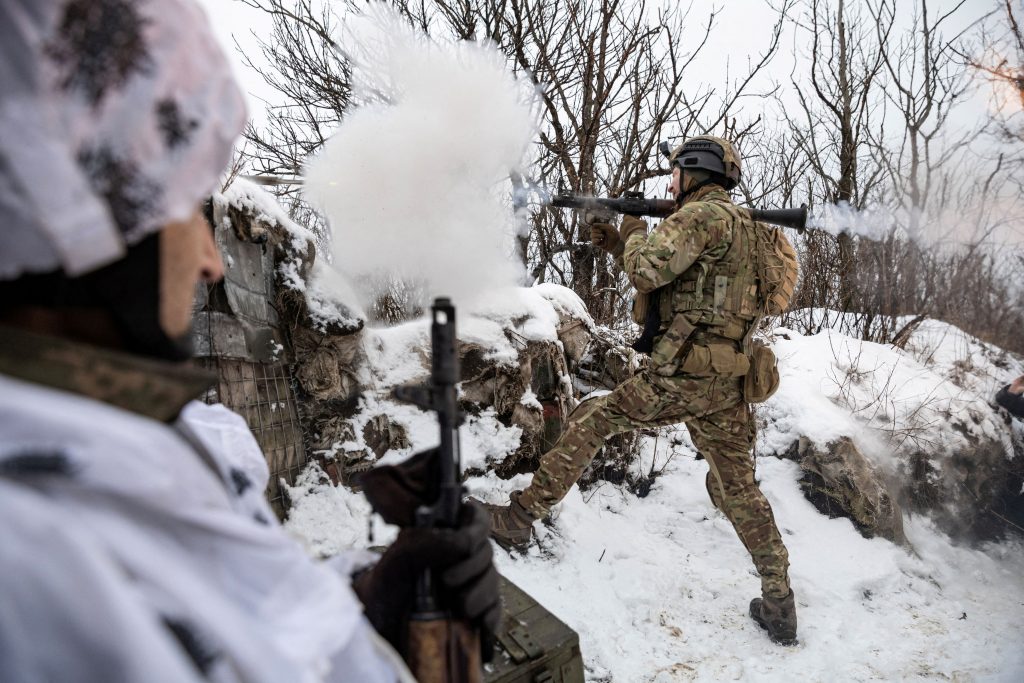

{"left": 486, "top": 576, "right": 585, "bottom": 683}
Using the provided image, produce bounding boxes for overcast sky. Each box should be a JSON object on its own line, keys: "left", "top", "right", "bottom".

{"left": 195, "top": 0, "right": 999, "bottom": 157}
{"left": 196, "top": 0, "right": 276, "bottom": 121}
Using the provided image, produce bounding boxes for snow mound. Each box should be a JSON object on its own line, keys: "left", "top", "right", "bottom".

{"left": 216, "top": 176, "right": 316, "bottom": 246}
{"left": 360, "top": 285, "right": 574, "bottom": 382}
{"left": 760, "top": 321, "right": 1016, "bottom": 461}
{"left": 308, "top": 284, "right": 580, "bottom": 472}
{"left": 760, "top": 313, "right": 1023, "bottom": 539}
{"left": 534, "top": 283, "right": 597, "bottom": 332}
{"left": 301, "top": 261, "right": 365, "bottom": 334}
{"left": 215, "top": 177, "right": 365, "bottom": 333}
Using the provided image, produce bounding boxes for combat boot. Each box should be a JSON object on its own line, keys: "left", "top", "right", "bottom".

{"left": 749, "top": 590, "right": 798, "bottom": 645}
{"left": 478, "top": 491, "right": 535, "bottom": 551}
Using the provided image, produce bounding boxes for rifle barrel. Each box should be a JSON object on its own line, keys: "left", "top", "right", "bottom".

{"left": 429, "top": 298, "right": 461, "bottom": 528}
{"left": 404, "top": 298, "right": 481, "bottom": 683}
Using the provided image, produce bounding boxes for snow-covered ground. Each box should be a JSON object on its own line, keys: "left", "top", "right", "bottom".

{"left": 762, "top": 314, "right": 1021, "bottom": 463}
{"left": 284, "top": 295, "right": 1024, "bottom": 682}
{"left": 289, "top": 449, "right": 1024, "bottom": 682}
{"left": 474, "top": 459, "right": 1024, "bottom": 682}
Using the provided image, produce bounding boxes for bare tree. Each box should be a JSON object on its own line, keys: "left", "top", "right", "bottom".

{"left": 230, "top": 0, "right": 1022, "bottom": 353}
{"left": 494, "top": 0, "right": 786, "bottom": 324}
{"left": 872, "top": 0, "right": 977, "bottom": 222}
{"left": 840, "top": 0, "right": 975, "bottom": 341}
{"left": 966, "top": 0, "right": 1024, "bottom": 141}
{"left": 770, "top": 0, "right": 1024, "bottom": 353}
{"left": 235, "top": 0, "right": 787, "bottom": 325}
{"left": 777, "top": 0, "right": 893, "bottom": 325}
{"left": 237, "top": 0, "right": 351, "bottom": 212}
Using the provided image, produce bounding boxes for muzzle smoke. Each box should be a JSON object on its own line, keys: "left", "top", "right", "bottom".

{"left": 303, "top": 4, "right": 539, "bottom": 313}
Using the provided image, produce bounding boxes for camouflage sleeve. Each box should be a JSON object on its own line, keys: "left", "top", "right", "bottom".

{"left": 622, "top": 203, "right": 729, "bottom": 293}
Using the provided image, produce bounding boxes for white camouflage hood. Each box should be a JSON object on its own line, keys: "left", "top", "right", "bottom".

{"left": 0, "top": 0, "right": 247, "bottom": 280}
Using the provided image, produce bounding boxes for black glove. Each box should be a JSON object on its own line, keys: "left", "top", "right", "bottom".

{"left": 590, "top": 222, "right": 622, "bottom": 256}
{"left": 996, "top": 383, "right": 1024, "bottom": 419}
{"left": 358, "top": 447, "right": 440, "bottom": 527}
{"left": 352, "top": 503, "right": 501, "bottom": 660}
{"left": 585, "top": 208, "right": 623, "bottom": 256}
{"left": 355, "top": 453, "right": 501, "bottom": 661}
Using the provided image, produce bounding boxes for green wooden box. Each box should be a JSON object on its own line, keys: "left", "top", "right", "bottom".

{"left": 485, "top": 575, "right": 585, "bottom": 683}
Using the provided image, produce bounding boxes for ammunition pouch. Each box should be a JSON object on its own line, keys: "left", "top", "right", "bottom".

{"left": 631, "top": 291, "right": 649, "bottom": 326}
{"left": 743, "top": 340, "right": 780, "bottom": 403}
{"left": 677, "top": 342, "right": 750, "bottom": 377}
{"left": 650, "top": 309, "right": 752, "bottom": 379}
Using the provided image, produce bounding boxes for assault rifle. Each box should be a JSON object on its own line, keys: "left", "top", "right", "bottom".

{"left": 551, "top": 191, "right": 809, "bottom": 233}
{"left": 392, "top": 298, "right": 481, "bottom": 683}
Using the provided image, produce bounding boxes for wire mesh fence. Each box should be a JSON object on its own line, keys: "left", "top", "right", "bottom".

{"left": 191, "top": 206, "right": 315, "bottom": 520}
{"left": 197, "top": 356, "right": 306, "bottom": 518}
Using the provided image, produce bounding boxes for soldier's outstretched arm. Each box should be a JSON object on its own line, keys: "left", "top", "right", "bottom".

{"left": 622, "top": 206, "right": 716, "bottom": 293}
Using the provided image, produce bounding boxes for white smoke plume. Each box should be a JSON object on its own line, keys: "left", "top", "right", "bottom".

{"left": 808, "top": 199, "right": 1024, "bottom": 250}
{"left": 806, "top": 201, "right": 897, "bottom": 241}
{"left": 303, "top": 5, "right": 539, "bottom": 313}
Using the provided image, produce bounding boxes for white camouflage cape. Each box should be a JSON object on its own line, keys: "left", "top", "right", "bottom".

{"left": 0, "top": 372, "right": 413, "bottom": 682}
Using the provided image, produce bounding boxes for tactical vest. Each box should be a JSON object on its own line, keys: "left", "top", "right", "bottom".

{"left": 659, "top": 196, "right": 762, "bottom": 343}
{"left": 645, "top": 193, "right": 793, "bottom": 390}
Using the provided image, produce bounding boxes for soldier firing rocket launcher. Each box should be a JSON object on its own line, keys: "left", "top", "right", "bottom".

{"left": 551, "top": 192, "right": 809, "bottom": 233}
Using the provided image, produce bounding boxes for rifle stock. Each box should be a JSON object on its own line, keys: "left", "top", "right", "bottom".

{"left": 393, "top": 298, "right": 480, "bottom": 683}
{"left": 407, "top": 619, "right": 482, "bottom": 683}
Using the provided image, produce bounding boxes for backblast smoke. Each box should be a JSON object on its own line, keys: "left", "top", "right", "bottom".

{"left": 807, "top": 199, "right": 1024, "bottom": 250}
{"left": 303, "top": 4, "right": 539, "bottom": 315}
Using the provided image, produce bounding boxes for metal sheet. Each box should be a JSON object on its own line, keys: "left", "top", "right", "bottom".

{"left": 213, "top": 203, "right": 278, "bottom": 327}
{"left": 192, "top": 312, "right": 288, "bottom": 364}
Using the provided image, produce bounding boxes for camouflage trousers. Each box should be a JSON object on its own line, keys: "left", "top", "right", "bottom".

{"left": 518, "top": 370, "right": 791, "bottom": 598}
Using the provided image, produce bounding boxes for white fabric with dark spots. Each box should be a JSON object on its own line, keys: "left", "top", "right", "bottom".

{"left": 0, "top": 0, "right": 246, "bottom": 280}
{"left": 0, "top": 375, "right": 411, "bottom": 682}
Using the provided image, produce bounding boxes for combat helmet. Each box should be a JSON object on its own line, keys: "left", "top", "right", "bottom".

{"left": 660, "top": 135, "right": 742, "bottom": 189}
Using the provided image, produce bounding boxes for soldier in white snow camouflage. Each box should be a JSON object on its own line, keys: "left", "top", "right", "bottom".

{"left": 0, "top": 2, "right": 498, "bottom": 679}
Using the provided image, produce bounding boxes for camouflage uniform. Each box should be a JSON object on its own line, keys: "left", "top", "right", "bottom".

{"left": 518, "top": 184, "right": 792, "bottom": 599}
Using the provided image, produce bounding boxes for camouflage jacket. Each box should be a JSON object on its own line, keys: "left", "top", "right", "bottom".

{"left": 621, "top": 185, "right": 761, "bottom": 346}
{"left": 622, "top": 185, "right": 735, "bottom": 295}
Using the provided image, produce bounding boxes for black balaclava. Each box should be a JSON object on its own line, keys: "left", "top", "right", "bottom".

{"left": 0, "top": 232, "right": 195, "bottom": 362}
